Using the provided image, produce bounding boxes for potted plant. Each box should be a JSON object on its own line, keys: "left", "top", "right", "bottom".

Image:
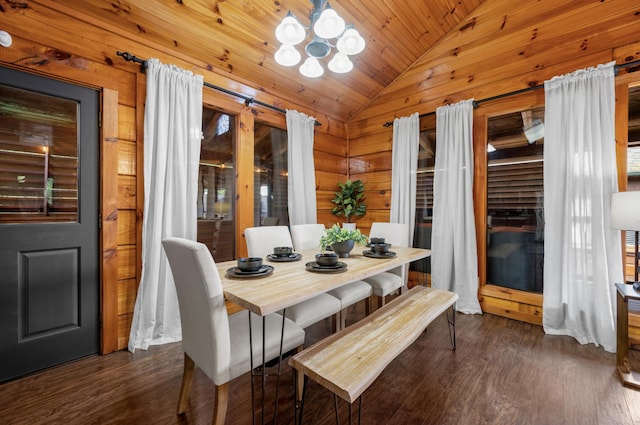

{"left": 331, "top": 179, "right": 366, "bottom": 223}
{"left": 320, "top": 224, "right": 368, "bottom": 258}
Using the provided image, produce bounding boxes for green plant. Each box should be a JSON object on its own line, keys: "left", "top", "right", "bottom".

{"left": 320, "top": 224, "right": 368, "bottom": 251}
{"left": 330, "top": 179, "right": 366, "bottom": 222}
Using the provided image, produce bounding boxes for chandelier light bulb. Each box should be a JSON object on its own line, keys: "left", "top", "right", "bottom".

{"left": 328, "top": 52, "right": 353, "bottom": 73}
{"left": 275, "top": 13, "right": 306, "bottom": 45}
{"left": 336, "top": 27, "right": 365, "bottom": 55}
{"left": 313, "top": 7, "right": 346, "bottom": 39}
{"left": 299, "top": 57, "right": 324, "bottom": 78}
{"left": 275, "top": 44, "right": 301, "bottom": 66}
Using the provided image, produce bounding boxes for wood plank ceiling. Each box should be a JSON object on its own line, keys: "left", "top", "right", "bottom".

{"left": 52, "top": 0, "right": 485, "bottom": 122}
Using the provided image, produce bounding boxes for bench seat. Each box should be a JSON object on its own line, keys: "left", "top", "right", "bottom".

{"left": 289, "top": 285, "right": 458, "bottom": 405}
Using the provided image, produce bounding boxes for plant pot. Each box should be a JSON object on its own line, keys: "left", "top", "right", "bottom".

{"left": 331, "top": 240, "right": 355, "bottom": 258}
{"left": 342, "top": 223, "right": 356, "bottom": 230}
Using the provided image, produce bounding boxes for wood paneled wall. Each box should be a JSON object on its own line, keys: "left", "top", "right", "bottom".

{"left": 2, "top": 0, "right": 639, "bottom": 351}
{"left": 0, "top": 1, "right": 348, "bottom": 352}
{"left": 349, "top": 0, "right": 640, "bottom": 326}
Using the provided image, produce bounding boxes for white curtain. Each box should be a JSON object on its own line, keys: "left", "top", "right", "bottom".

{"left": 431, "top": 99, "right": 482, "bottom": 314}
{"left": 287, "top": 109, "right": 317, "bottom": 225}
{"left": 543, "top": 61, "right": 622, "bottom": 352}
{"left": 391, "top": 112, "right": 419, "bottom": 245}
{"left": 129, "top": 58, "right": 204, "bottom": 352}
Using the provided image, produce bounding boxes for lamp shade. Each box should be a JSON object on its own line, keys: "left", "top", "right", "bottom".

{"left": 611, "top": 191, "right": 640, "bottom": 231}
{"left": 299, "top": 57, "right": 324, "bottom": 78}
{"left": 275, "top": 13, "right": 306, "bottom": 45}
{"left": 275, "top": 44, "right": 301, "bottom": 66}
{"left": 313, "top": 7, "right": 345, "bottom": 39}
{"left": 336, "top": 26, "right": 365, "bottom": 55}
{"left": 328, "top": 52, "right": 353, "bottom": 73}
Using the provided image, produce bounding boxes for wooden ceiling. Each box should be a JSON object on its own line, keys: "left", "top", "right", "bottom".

{"left": 57, "top": 0, "right": 485, "bottom": 122}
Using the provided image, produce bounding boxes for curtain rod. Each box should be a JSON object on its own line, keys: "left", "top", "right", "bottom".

{"left": 116, "top": 51, "right": 321, "bottom": 126}
{"left": 382, "top": 58, "right": 640, "bottom": 127}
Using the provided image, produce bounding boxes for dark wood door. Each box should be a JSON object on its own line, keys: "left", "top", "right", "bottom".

{"left": 0, "top": 67, "right": 99, "bottom": 382}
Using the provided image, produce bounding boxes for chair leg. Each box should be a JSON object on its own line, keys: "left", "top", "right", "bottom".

{"left": 212, "top": 383, "right": 229, "bottom": 425}
{"left": 177, "top": 353, "right": 195, "bottom": 414}
{"left": 340, "top": 308, "right": 347, "bottom": 330}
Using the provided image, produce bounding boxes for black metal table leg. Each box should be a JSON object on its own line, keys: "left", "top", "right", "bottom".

{"left": 446, "top": 303, "right": 456, "bottom": 350}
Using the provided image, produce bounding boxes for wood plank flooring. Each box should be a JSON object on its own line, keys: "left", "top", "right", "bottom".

{"left": 1, "top": 309, "right": 639, "bottom": 425}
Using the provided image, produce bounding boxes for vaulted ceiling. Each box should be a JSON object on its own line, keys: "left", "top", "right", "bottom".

{"left": 59, "top": 0, "right": 485, "bottom": 122}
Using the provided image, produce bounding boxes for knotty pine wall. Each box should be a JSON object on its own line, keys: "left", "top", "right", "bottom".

{"left": 0, "top": 2, "right": 348, "bottom": 352}
{"left": 349, "top": 0, "right": 640, "bottom": 331}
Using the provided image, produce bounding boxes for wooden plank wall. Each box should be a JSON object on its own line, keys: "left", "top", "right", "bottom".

{"left": 0, "top": 1, "right": 348, "bottom": 351}
{"left": 349, "top": 0, "right": 640, "bottom": 327}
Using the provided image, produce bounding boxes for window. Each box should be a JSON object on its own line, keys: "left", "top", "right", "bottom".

{"left": 486, "top": 107, "right": 544, "bottom": 293}
{"left": 626, "top": 85, "right": 640, "bottom": 287}
{"left": 411, "top": 118, "right": 436, "bottom": 281}
{"left": 0, "top": 84, "right": 79, "bottom": 223}
{"left": 254, "top": 122, "right": 288, "bottom": 227}
{"left": 197, "top": 108, "right": 235, "bottom": 261}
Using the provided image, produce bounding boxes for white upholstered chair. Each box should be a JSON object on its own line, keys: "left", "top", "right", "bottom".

{"left": 290, "top": 223, "right": 325, "bottom": 252}
{"left": 290, "top": 223, "right": 372, "bottom": 330}
{"left": 364, "top": 222, "right": 410, "bottom": 307}
{"left": 161, "top": 237, "right": 305, "bottom": 425}
{"left": 244, "top": 226, "right": 294, "bottom": 259}
{"left": 244, "top": 226, "right": 341, "bottom": 330}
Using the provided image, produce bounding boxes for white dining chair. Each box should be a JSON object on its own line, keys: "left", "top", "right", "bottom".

{"left": 290, "top": 223, "right": 372, "bottom": 330}
{"left": 244, "top": 226, "right": 341, "bottom": 331}
{"left": 364, "top": 222, "right": 410, "bottom": 308}
{"left": 161, "top": 237, "right": 305, "bottom": 425}
{"left": 245, "top": 226, "right": 294, "bottom": 259}
{"left": 290, "top": 223, "right": 325, "bottom": 251}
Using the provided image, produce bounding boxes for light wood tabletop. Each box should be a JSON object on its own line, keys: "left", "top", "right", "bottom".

{"left": 217, "top": 246, "right": 430, "bottom": 316}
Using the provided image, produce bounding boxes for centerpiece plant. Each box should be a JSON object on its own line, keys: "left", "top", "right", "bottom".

{"left": 320, "top": 224, "right": 368, "bottom": 258}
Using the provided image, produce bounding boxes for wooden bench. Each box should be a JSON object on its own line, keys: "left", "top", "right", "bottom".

{"left": 288, "top": 285, "right": 458, "bottom": 424}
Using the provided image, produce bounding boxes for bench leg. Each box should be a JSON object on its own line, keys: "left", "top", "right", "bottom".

{"left": 333, "top": 394, "right": 362, "bottom": 425}
{"left": 446, "top": 303, "right": 456, "bottom": 350}
{"left": 294, "top": 375, "right": 308, "bottom": 425}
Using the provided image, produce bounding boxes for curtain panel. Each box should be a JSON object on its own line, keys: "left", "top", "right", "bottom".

{"left": 287, "top": 110, "right": 317, "bottom": 225}
{"left": 129, "top": 58, "right": 204, "bottom": 352}
{"left": 391, "top": 112, "right": 419, "bottom": 245}
{"left": 543, "top": 61, "right": 622, "bottom": 352}
{"left": 431, "top": 99, "right": 482, "bottom": 314}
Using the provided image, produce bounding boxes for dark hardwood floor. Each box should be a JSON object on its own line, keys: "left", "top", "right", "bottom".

{"left": 1, "top": 308, "right": 639, "bottom": 425}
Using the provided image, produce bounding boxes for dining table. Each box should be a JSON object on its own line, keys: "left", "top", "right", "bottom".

{"left": 217, "top": 246, "right": 431, "bottom": 316}
{"left": 215, "top": 245, "right": 431, "bottom": 424}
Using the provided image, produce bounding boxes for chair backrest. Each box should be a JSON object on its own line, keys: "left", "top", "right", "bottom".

{"left": 370, "top": 222, "right": 410, "bottom": 284}
{"left": 244, "top": 226, "right": 294, "bottom": 259}
{"left": 162, "top": 237, "right": 232, "bottom": 385}
{"left": 290, "top": 224, "right": 326, "bottom": 251}
{"left": 370, "top": 222, "right": 410, "bottom": 248}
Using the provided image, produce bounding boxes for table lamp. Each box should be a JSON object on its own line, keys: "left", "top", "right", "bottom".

{"left": 611, "top": 191, "right": 640, "bottom": 290}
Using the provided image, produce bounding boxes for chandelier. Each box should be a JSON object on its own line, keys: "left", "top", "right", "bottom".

{"left": 274, "top": 0, "right": 365, "bottom": 78}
